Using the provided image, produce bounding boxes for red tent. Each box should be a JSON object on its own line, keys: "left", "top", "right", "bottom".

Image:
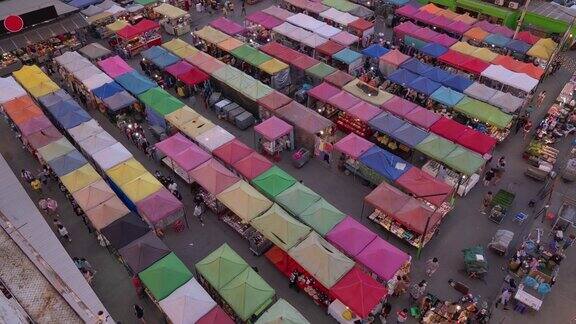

{"left": 334, "top": 133, "right": 374, "bottom": 159}
{"left": 178, "top": 68, "right": 209, "bottom": 86}
{"left": 259, "top": 42, "right": 285, "bottom": 57}
{"left": 197, "top": 306, "right": 234, "bottom": 324}
{"left": 117, "top": 25, "right": 141, "bottom": 40}
{"left": 365, "top": 182, "right": 410, "bottom": 216}
{"left": 258, "top": 91, "right": 292, "bottom": 112}
{"left": 459, "top": 57, "right": 489, "bottom": 75}
{"left": 134, "top": 19, "right": 159, "bottom": 33}
{"left": 516, "top": 31, "right": 540, "bottom": 45}
{"left": 213, "top": 139, "right": 254, "bottom": 165}
{"left": 292, "top": 53, "right": 319, "bottom": 70}
{"left": 395, "top": 167, "right": 453, "bottom": 207}
{"left": 232, "top": 152, "right": 273, "bottom": 180}
{"left": 324, "top": 70, "right": 355, "bottom": 88}
{"left": 188, "top": 159, "right": 239, "bottom": 195}
{"left": 429, "top": 117, "right": 467, "bottom": 142}
{"left": 438, "top": 50, "right": 469, "bottom": 70}
{"left": 330, "top": 267, "right": 387, "bottom": 318}
{"left": 316, "top": 40, "right": 345, "bottom": 56}
{"left": 393, "top": 198, "right": 439, "bottom": 234}
{"left": 456, "top": 127, "right": 496, "bottom": 155}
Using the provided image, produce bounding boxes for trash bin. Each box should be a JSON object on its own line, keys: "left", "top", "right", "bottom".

{"left": 292, "top": 148, "right": 311, "bottom": 168}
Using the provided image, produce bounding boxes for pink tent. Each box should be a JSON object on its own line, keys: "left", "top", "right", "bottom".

{"left": 404, "top": 106, "right": 440, "bottom": 130}
{"left": 213, "top": 139, "right": 254, "bottom": 165}
{"left": 305, "top": 1, "right": 328, "bottom": 14}
{"left": 472, "top": 20, "right": 497, "bottom": 33}
{"left": 346, "top": 102, "right": 381, "bottom": 122}
{"left": 445, "top": 20, "right": 470, "bottom": 35}
{"left": 24, "top": 126, "right": 63, "bottom": 150}
{"left": 413, "top": 10, "right": 436, "bottom": 25}
{"left": 417, "top": 27, "right": 440, "bottom": 42}
{"left": 136, "top": 188, "right": 184, "bottom": 227}
{"left": 155, "top": 133, "right": 193, "bottom": 158}
{"left": 430, "top": 15, "right": 453, "bottom": 31}
{"left": 393, "top": 21, "right": 419, "bottom": 38}
{"left": 189, "top": 159, "right": 239, "bottom": 195}
{"left": 254, "top": 116, "right": 293, "bottom": 141}
{"left": 258, "top": 91, "right": 292, "bottom": 112}
{"left": 173, "top": 144, "right": 211, "bottom": 171}
{"left": 232, "top": 152, "right": 273, "bottom": 180}
{"left": 197, "top": 306, "right": 234, "bottom": 324}
{"left": 326, "top": 216, "right": 377, "bottom": 257}
{"left": 327, "top": 91, "right": 361, "bottom": 112}
{"left": 246, "top": 11, "right": 282, "bottom": 29}
{"left": 357, "top": 237, "right": 410, "bottom": 281}
{"left": 19, "top": 115, "right": 52, "bottom": 136}
{"left": 380, "top": 49, "right": 410, "bottom": 67}
{"left": 382, "top": 96, "right": 417, "bottom": 117}
{"left": 98, "top": 56, "right": 134, "bottom": 78}
{"left": 334, "top": 133, "right": 374, "bottom": 159}
{"left": 395, "top": 5, "right": 418, "bottom": 19}
{"left": 165, "top": 61, "right": 194, "bottom": 77}
{"left": 210, "top": 17, "right": 245, "bottom": 35}
{"left": 432, "top": 33, "right": 458, "bottom": 47}
{"left": 308, "top": 82, "right": 340, "bottom": 102}
{"left": 492, "top": 25, "right": 514, "bottom": 38}
{"left": 331, "top": 31, "right": 359, "bottom": 47}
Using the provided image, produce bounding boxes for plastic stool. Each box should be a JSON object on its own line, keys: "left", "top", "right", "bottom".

{"left": 514, "top": 212, "right": 528, "bottom": 225}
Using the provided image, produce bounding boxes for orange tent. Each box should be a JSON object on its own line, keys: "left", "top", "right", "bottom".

{"left": 420, "top": 3, "right": 442, "bottom": 14}
{"left": 72, "top": 179, "right": 116, "bottom": 211}
{"left": 464, "top": 27, "right": 489, "bottom": 41}
{"left": 85, "top": 196, "right": 130, "bottom": 230}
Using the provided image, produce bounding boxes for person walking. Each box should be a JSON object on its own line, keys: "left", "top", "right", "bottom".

{"left": 81, "top": 268, "right": 94, "bottom": 285}
{"left": 523, "top": 120, "right": 533, "bottom": 139}
{"left": 393, "top": 275, "right": 408, "bottom": 297}
{"left": 57, "top": 224, "right": 72, "bottom": 242}
{"left": 39, "top": 198, "right": 49, "bottom": 214}
{"left": 481, "top": 191, "right": 493, "bottom": 214}
{"left": 21, "top": 169, "right": 33, "bottom": 183}
{"left": 132, "top": 275, "right": 144, "bottom": 298}
{"left": 168, "top": 181, "right": 178, "bottom": 194}
{"left": 96, "top": 311, "right": 108, "bottom": 324}
{"left": 241, "top": 1, "right": 246, "bottom": 15}
{"left": 514, "top": 114, "right": 527, "bottom": 134}
{"left": 53, "top": 218, "right": 63, "bottom": 229}
{"left": 425, "top": 257, "right": 439, "bottom": 277}
{"left": 409, "top": 280, "right": 427, "bottom": 304}
{"left": 396, "top": 308, "right": 408, "bottom": 323}
{"left": 536, "top": 91, "right": 546, "bottom": 108}
{"left": 37, "top": 169, "right": 49, "bottom": 187}
{"left": 495, "top": 288, "right": 512, "bottom": 310}
{"left": 46, "top": 198, "right": 58, "bottom": 216}
{"left": 483, "top": 168, "right": 495, "bottom": 186}
{"left": 380, "top": 302, "right": 392, "bottom": 323}
{"left": 80, "top": 258, "right": 95, "bottom": 273}
{"left": 194, "top": 203, "right": 205, "bottom": 226}
{"left": 133, "top": 304, "right": 146, "bottom": 323}
{"left": 30, "top": 178, "right": 43, "bottom": 193}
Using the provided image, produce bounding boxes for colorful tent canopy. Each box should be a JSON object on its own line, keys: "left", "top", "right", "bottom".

{"left": 288, "top": 232, "right": 354, "bottom": 288}
{"left": 454, "top": 96, "right": 513, "bottom": 129}
{"left": 517, "top": 31, "right": 540, "bottom": 45}
{"left": 105, "top": 158, "right": 147, "bottom": 186}
{"left": 470, "top": 47, "right": 499, "bottom": 62}
{"left": 306, "top": 62, "right": 337, "bottom": 79}
{"left": 382, "top": 96, "right": 417, "bottom": 117}
{"left": 255, "top": 299, "right": 310, "bottom": 324}
{"left": 456, "top": 127, "right": 496, "bottom": 155}
{"left": 298, "top": 198, "right": 345, "bottom": 236}
{"left": 155, "top": 133, "right": 193, "bottom": 157}
{"left": 231, "top": 44, "right": 273, "bottom": 67}
{"left": 401, "top": 58, "right": 433, "bottom": 76}
{"left": 72, "top": 179, "right": 115, "bottom": 211}
{"left": 195, "top": 243, "right": 249, "bottom": 290}
{"left": 216, "top": 181, "right": 273, "bottom": 223}
{"left": 197, "top": 306, "right": 234, "bottom": 324}
{"left": 396, "top": 167, "right": 452, "bottom": 207}
{"left": 233, "top": 152, "right": 273, "bottom": 180}
{"left": 78, "top": 130, "right": 117, "bottom": 156}
{"left": 139, "top": 252, "right": 192, "bottom": 300}
{"left": 25, "top": 126, "right": 63, "bottom": 150}
{"left": 180, "top": 116, "right": 214, "bottom": 139}
{"left": 441, "top": 146, "right": 485, "bottom": 175}
{"left": 421, "top": 43, "right": 448, "bottom": 58}
{"left": 430, "top": 86, "right": 464, "bottom": 107}
{"left": 275, "top": 182, "right": 321, "bottom": 217}
{"left": 37, "top": 138, "right": 75, "bottom": 162}
{"left": 365, "top": 182, "right": 410, "bottom": 217}
{"left": 93, "top": 82, "right": 124, "bottom": 99}
{"left": 165, "top": 106, "right": 200, "bottom": 128}
{"left": 387, "top": 68, "right": 419, "bottom": 86}
{"left": 362, "top": 44, "right": 389, "bottom": 59}
{"left": 138, "top": 88, "right": 184, "bottom": 116}
{"left": 251, "top": 204, "right": 311, "bottom": 250}
{"left": 301, "top": 34, "right": 328, "bottom": 49}
{"left": 118, "top": 231, "right": 170, "bottom": 273}
{"left": 48, "top": 150, "right": 88, "bottom": 177}
{"left": 153, "top": 3, "right": 188, "bottom": 18}
{"left": 441, "top": 74, "right": 474, "bottom": 93}
{"left": 430, "top": 117, "right": 468, "bottom": 142}
{"left": 100, "top": 212, "right": 150, "bottom": 249}
{"left": 505, "top": 39, "right": 531, "bottom": 54}
{"left": 254, "top": 116, "right": 293, "bottom": 141}
{"left": 325, "top": 70, "right": 355, "bottom": 89}
{"left": 347, "top": 101, "right": 381, "bottom": 122}
{"left": 136, "top": 188, "right": 184, "bottom": 227}
{"left": 316, "top": 40, "right": 346, "bottom": 56}
{"left": 463, "top": 27, "right": 489, "bottom": 41}
{"left": 98, "top": 55, "right": 134, "bottom": 78}
{"left": 246, "top": 11, "right": 282, "bottom": 29}
{"left": 343, "top": 79, "right": 393, "bottom": 106}
{"left": 0, "top": 77, "right": 27, "bottom": 104}
{"left": 252, "top": 166, "right": 296, "bottom": 198}
{"left": 189, "top": 159, "right": 240, "bottom": 195}
{"left": 359, "top": 146, "right": 411, "bottom": 181}
{"left": 159, "top": 278, "right": 217, "bottom": 324}
{"left": 213, "top": 139, "right": 254, "bottom": 165}
{"left": 484, "top": 33, "right": 511, "bottom": 48}
{"left": 38, "top": 89, "right": 72, "bottom": 108}
{"left": 464, "top": 82, "right": 497, "bottom": 102}
{"left": 92, "top": 142, "right": 133, "bottom": 171}
{"left": 488, "top": 91, "right": 523, "bottom": 113}
{"left": 330, "top": 267, "right": 387, "bottom": 318}
{"left": 85, "top": 196, "right": 130, "bottom": 231}
{"left": 333, "top": 133, "right": 374, "bottom": 159}
{"left": 391, "top": 123, "right": 429, "bottom": 148}
{"left": 104, "top": 91, "right": 136, "bottom": 111}
{"left": 356, "top": 237, "right": 410, "bottom": 281}
{"left": 258, "top": 91, "right": 292, "bottom": 112}
{"left": 193, "top": 125, "right": 234, "bottom": 152}
{"left": 172, "top": 144, "right": 212, "bottom": 173}
{"left": 309, "top": 82, "right": 340, "bottom": 102}
{"left": 394, "top": 197, "right": 438, "bottom": 234}
{"left": 210, "top": 17, "right": 246, "bottom": 35}
{"left": 4, "top": 100, "right": 43, "bottom": 125}
{"left": 115, "top": 71, "right": 157, "bottom": 95}
{"left": 219, "top": 267, "right": 275, "bottom": 321}
{"left": 120, "top": 173, "right": 164, "bottom": 203}
{"left": 369, "top": 112, "right": 405, "bottom": 134}
{"left": 165, "top": 61, "right": 194, "bottom": 77}
{"left": 18, "top": 115, "right": 52, "bottom": 136}
{"left": 316, "top": 24, "right": 344, "bottom": 39}
{"left": 332, "top": 48, "right": 363, "bottom": 65}
{"left": 408, "top": 77, "right": 441, "bottom": 96}
{"left": 326, "top": 216, "right": 376, "bottom": 257}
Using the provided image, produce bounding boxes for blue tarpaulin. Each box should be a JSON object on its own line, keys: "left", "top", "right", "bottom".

{"left": 391, "top": 123, "right": 429, "bottom": 148}
{"left": 484, "top": 34, "right": 511, "bottom": 48}
{"left": 146, "top": 107, "right": 167, "bottom": 129}
{"left": 505, "top": 40, "right": 531, "bottom": 54}
{"left": 389, "top": 0, "right": 410, "bottom": 5}
{"left": 408, "top": 77, "right": 441, "bottom": 95}
{"left": 38, "top": 90, "right": 73, "bottom": 108}
{"left": 68, "top": 0, "right": 102, "bottom": 8}
{"left": 388, "top": 68, "right": 419, "bottom": 86}
{"left": 48, "top": 150, "right": 88, "bottom": 177}
{"left": 151, "top": 52, "right": 180, "bottom": 69}
{"left": 421, "top": 43, "right": 448, "bottom": 58}
{"left": 115, "top": 71, "right": 157, "bottom": 95}
{"left": 359, "top": 146, "right": 412, "bottom": 181}
{"left": 333, "top": 48, "right": 363, "bottom": 65}
{"left": 369, "top": 112, "right": 406, "bottom": 134}
{"left": 47, "top": 99, "right": 83, "bottom": 118}
{"left": 362, "top": 44, "right": 389, "bottom": 59}
{"left": 141, "top": 46, "right": 167, "bottom": 61}
{"left": 93, "top": 82, "right": 124, "bottom": 99}
{"left": 400, "top": 58, "right": 433, "bottom": 76}
{"left": 54, "top": 109, "right": 92, "bottom": 130}
{"left": 441, "top": 75, "right": 474, "bottom": 93}
{"left": 422, "top": 67, "right": 451, "bottom": 83}
{"left": 430, "top": 86, "right": 465, "bottom": 107}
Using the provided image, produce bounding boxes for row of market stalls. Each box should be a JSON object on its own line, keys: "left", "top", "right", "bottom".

{"left": 396, "top": 4, "right": 558, "bottom": 65}
{"left": 282, "top": 0, "right": 374, "bottom": 21}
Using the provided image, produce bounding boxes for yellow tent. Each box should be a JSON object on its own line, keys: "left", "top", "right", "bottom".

{"left": 154, "top": 3, "right": 187, "bottom": 18}
{"left": 37, "top": 138, "right": 75, "bottom": 162}
{"left": 173, "top": 45, "right": 199, "bottom": 59}
{"left": 537, "top": 38, "right": 558, "bottom": 51}
{"left": 163, "top": 39, "right": 199, "bottom": 58}
{"left": 194, "top": 26, "right": 230, "bottom": 44}
{"left": 470, "top": 47, "right": 498, "bottom": 62}
{"left": 165, "top": 106, "right": 200, "bottom": 128}
{"left": 217, "top": 38, "right": 245, "bottom": 52}
{"left": 13, "top": 65, "right": 44, "bottom": 85}
{"left": 343, "top": 79, "right": 393, "bottom": 106}
{"left": 450, "top": 41, "right": 478, "bottom": 55}
{"left": 27, "top": 80, "right": 60, "bottom": 98}
{"left": 106, "top": 20, "right": 129, "bottom": 32}
{"left": 259, "top": 59, "right": 289, "bottom": 75}
{"left": 162, "top": 38, "right": 188, "bottom": 52}
{"left": 527, "top": 44, "right": 554, "bottom": 60}
{"left": 216, "top": 181, "right": 273, "bottom": 222}
{"left": 105, "top": 158, "right": 147, "bottom": 186}
{"left": 60, "top": 164, "right": 101, "bottom": 193}
{"left": 179, "top": 116, "right": 214, "bottom": 138}
{"left": 120, "top": 173, "right": 163, "bottom": 202}
{"left": 420, "top": 3, "right": 442, "bottom": 14}
{"left": 250, "top": 204, "right": 311, "bottom": 251}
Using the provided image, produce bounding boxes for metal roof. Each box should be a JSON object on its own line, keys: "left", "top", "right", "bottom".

{"left": 528, "top": 0, "right": 576, "bottom": 24}
{"left": 0, "top": 0, "right": 77, "bottom": 20}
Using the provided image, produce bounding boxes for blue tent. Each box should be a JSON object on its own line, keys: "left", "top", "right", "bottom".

{"left": 115, "top": 71, "right": 157, "bottom": 95}
{"left": 48, "top": 150, "right": 88, "bottom": 177}
{"left": 400, "top": 58, "right": 433, "bottom": 76}
{"left": 333, "top": 48, "right": 363, "bottom": 65}
{"left": 391, "top": 123, "right": 429, "bottom": 148}
{"left": 441, "top": 75, "right": 474, "bottom": 93}
{"left": 93, "top": 82, "right": 124, "bottom": 99}
{"left": 390, "top": 0, "right": 410, "bottom": 5}
{"left": 430, "top": 86, "right": 465, "bottom": 107}
{"left": 104, "top": 91, "right": 136, "bottom": 112}
{"left": 369, "top": 112, "right": 406, "bottom": 134}
{"left": 47, "top": 99, "right": 83, "bottom": 118}
{"left": 505, "top": 40, "right": 531, "bottom": 54}
{"left": 141, "top": 46, "right": 167, "bottom": 61}
{"left": 359, "top": 146, "right": 412, "bottom": 181}
{"left": 408, "top": 77, "right": 441, "bottom": 96}
{"left": 68, "top": 0, "right": 102, "bottom": 8}
{"left": 388, "top": 68, "right": 419, "bottom": 86}
{"left": 151, "top": 52, "right": 180, "bottom": 69}
{"left": 362, "top": 44, "right": 389, "bottom": 59}
{"left": 484, "top": 34, "right": 511, "bottom": 48}
{"left": 421, "top": 43, "right": 448, "bottom": 58}
{"left": 55, "top": 109, "right": 92, "bottom": 130}
{"left": 38, "top": 90, "right": 73, "bottom": 108}
{"left": 422, "top": 67, "right": 451, "bottom": 83}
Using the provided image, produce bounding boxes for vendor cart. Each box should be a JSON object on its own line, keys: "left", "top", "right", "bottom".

{"left": 292, "top": 148, "right": 311, "bottom": 168}
{"left": 462, "top": 246, "right": 488, "bottom": 279}
{"left": 488, "top": 190, "right": 516, "bottom": 224}
{"left": 488, "top": 229, "right": 514, "bottom": 256}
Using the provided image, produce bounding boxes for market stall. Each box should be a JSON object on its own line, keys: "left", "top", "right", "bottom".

{"left": 153, "top": 3, "right": 190, "bottom": 36}
{"left": 136, "top": 188, "right": 185, "bottom": 229}
{"left": 189, "top": 159, "right": 240, "bottom": 213}
{"left": 356, "top": 145, "right": 412, "bottom": 185}
{"left": 138, "top": 87, "right": 185, "bottom": 129}
{"left": 297, "top": 198, "right": 346, "bottom": 236}
{"left": 138, "top": 252, "right": 192, "bottom": 301}
{"left": 254, "top": 116, "right": 294, "bottom": 160}
{"left": 334, "top": 133, "right": 374, "bottom": 176}
{"left": 162, "top": 38, "right": 199, "bottom": 59}
{"left": 263, "top": 6, "right": 295, "bottom": 21}
{"left": 114, "top": 19, "right": 161, "bottom": 57}
{"left": 79, "top": 43, "right": 112, "bottom": 62}
{"left": 98, "top": 55, "right": 135, "bottom": 78}
{"left": 210, "top": 17, "right": 246, "bottom": 37}
{"left": 85, "top": 196, "right": 132, "bottom": 232}
{"left": 250, "top": 203, "right": 311, "bottom": 252}
{"left": 252, "top": 166, "right": 297, "bottom": 199}
{"left": 232, "top": 152, "right": 274, "bottom": 181}
{"left": 100, "top": 212, "right": 150, "bottom": 250}
{"left": 332, "top": 48, "right": 363, "bottom": 74}
{"left": 395, "top": 167, "right": 453, "bottom": 208}
{"left": 245, "top": 11, "right": 283, "bottom": 44}
{"left": 118, "top": 231, "right": 170, "bottom": 274}
{"left": 256, "top": 299, "right": 310, "bottom": 324}
{"left": 307, "top": 82, "right": 343, "bottom": 119}
{"left": 275, "top": 182, "right": 321, "bottom": 217}
{"left": 257, "top": 90, "right": 292, "bottom": 120}
{"left": 158, "top": 278, "right": 217, "bottom": 323}
{"left": 155, "top": 134, "right": 211, "bottom": 183}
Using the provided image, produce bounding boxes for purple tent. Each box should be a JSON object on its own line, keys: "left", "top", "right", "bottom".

{"left": 356, "top": 237, "right": 410, "bottom": 281}
{"left": 326, "top": 216, "right": 377, "bottom": 257}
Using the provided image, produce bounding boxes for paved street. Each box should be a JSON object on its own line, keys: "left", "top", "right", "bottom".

{"left": 2, "top": 1, "right": 576, "bottom": 323}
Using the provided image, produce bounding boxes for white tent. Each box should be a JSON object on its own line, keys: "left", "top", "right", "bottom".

{"left": 488, "top": 91, "right": 524, "bottom": 113}
{"left": 480, "top": 65, "right": 511, "bottom": 86}
{"left": 301, "top": 34, "right": 328, "bottom": 49}
{"left": 0, "top": 76, "right": 27, "bottom": 104}
{"left": 272, "top": 22, "right": 298, "bottom": 36}
{"left": 506, "top": 71, "right": 538, "bottom": 93}
{"left": 81, "top": 5, "right": 103, "bottom": 17}
{"left": 78, "top": 131, "right": 118, "bottom": 156}
{"left": 463, "top": 82, "right": 497, "bottom": 102}
{"left": 286, "top": 26, "right": 313, "bottom": 43}
{"left": 62, "top": 57, "right": 91, "bottom": 73}
{"left": 105, "top": 4, "right": 126, "bottom": 15}
{"left": 193, "top": 125, "right": 235, "bottom": 152}
{"left": 83, "top": 73, "right": 113, "bottom": 90}
{"left": 286, "top": 13, "right": 326, "bottom": 31}
{"left": 69, "top": 119, "right": 104, "bottom": 142}
{"left": 91, "top": 142, "right": 132, "bottom": 170}
{"left": 315, "top": 24, "right": 341, "bottom": 39}
{"left": 159, "top": 278, "right": 216, "bottom": 324}
{"left": 55, "top": 51, "right": 85, "bottom": 66}
{"left": 73, "top": 65, "right": 103, "bottom": 81}
{"left": 320, "top": 8, "right": 357, "bottom": 26}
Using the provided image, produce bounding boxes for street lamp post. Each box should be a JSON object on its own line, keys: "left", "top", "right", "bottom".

{"left": 513, "top": 0, "right": 532, "bottom": 40}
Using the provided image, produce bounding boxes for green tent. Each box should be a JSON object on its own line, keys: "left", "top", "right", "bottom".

{"left": 241, "top": 81, "right": 274, "bottom": 101}
{"left": 415, "top": 134, "right": 457, "bottom": 161}
{"left": 231, "top": 45, "right": 272, "bottom": 67}
{"left": 226, "top": 74, "right": 257, "bottom": 92}
{"left": 405, "top": 35, "right": 427, "bottom": 50}
{"left": 219, "top": 267, "right": 275, "bottom": 321}
{"left": 138, "top": 252, "right": 192, "bottom": 301}
{"left": 322, "top": 0, "right": 358, "bottom": 11}
{"left": 137, "top": 88, "right": 184, "bottom": 116}
{"left": 212, "top": 65, "right": 243, "bottom": 83}
{"left": 251, "top": 166, "right": 296, "bottom": 198}
{"left": 195, "top": 243, "right": 248, "bottom": 290}
{"left": 441, "top": 146, "right": 485, "bottom": 175}
{"left": 454, "top": 97, "right": 512, "bottom": 129}
{"left": 275, "top": 182, "right": 321, "bottom": 216}
{"left": 256, "top": 299, "right": 310, "bottom": 324}
{"left": 250, "top": 204, "right": 312, "bottom": 251}
{"left": 298, "top": 199, "right": 346, "bottom": 236}
{"left": 135, "top": 0, "right": 157, "bottom": 5}
{"left": 306, "top": 63, "right": 336, "bottom": 79}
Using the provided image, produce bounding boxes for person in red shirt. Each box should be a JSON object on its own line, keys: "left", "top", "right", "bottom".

{"left": 131, "top": 275, "right": 144, "bottom": 298}
{"left": 396, "top": 308, "right": 408, "bottom": 323}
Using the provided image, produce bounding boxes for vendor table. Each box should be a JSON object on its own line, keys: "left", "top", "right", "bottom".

{"left": 514, "top": 287, "right": 542, "bottom": 311}
{"left": 328, "top": 299, "right": 358, "bottom": 324}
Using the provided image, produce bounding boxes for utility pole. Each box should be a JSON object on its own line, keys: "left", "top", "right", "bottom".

{"left": 513, "top": 0, "right": 532, "bottom": 40}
